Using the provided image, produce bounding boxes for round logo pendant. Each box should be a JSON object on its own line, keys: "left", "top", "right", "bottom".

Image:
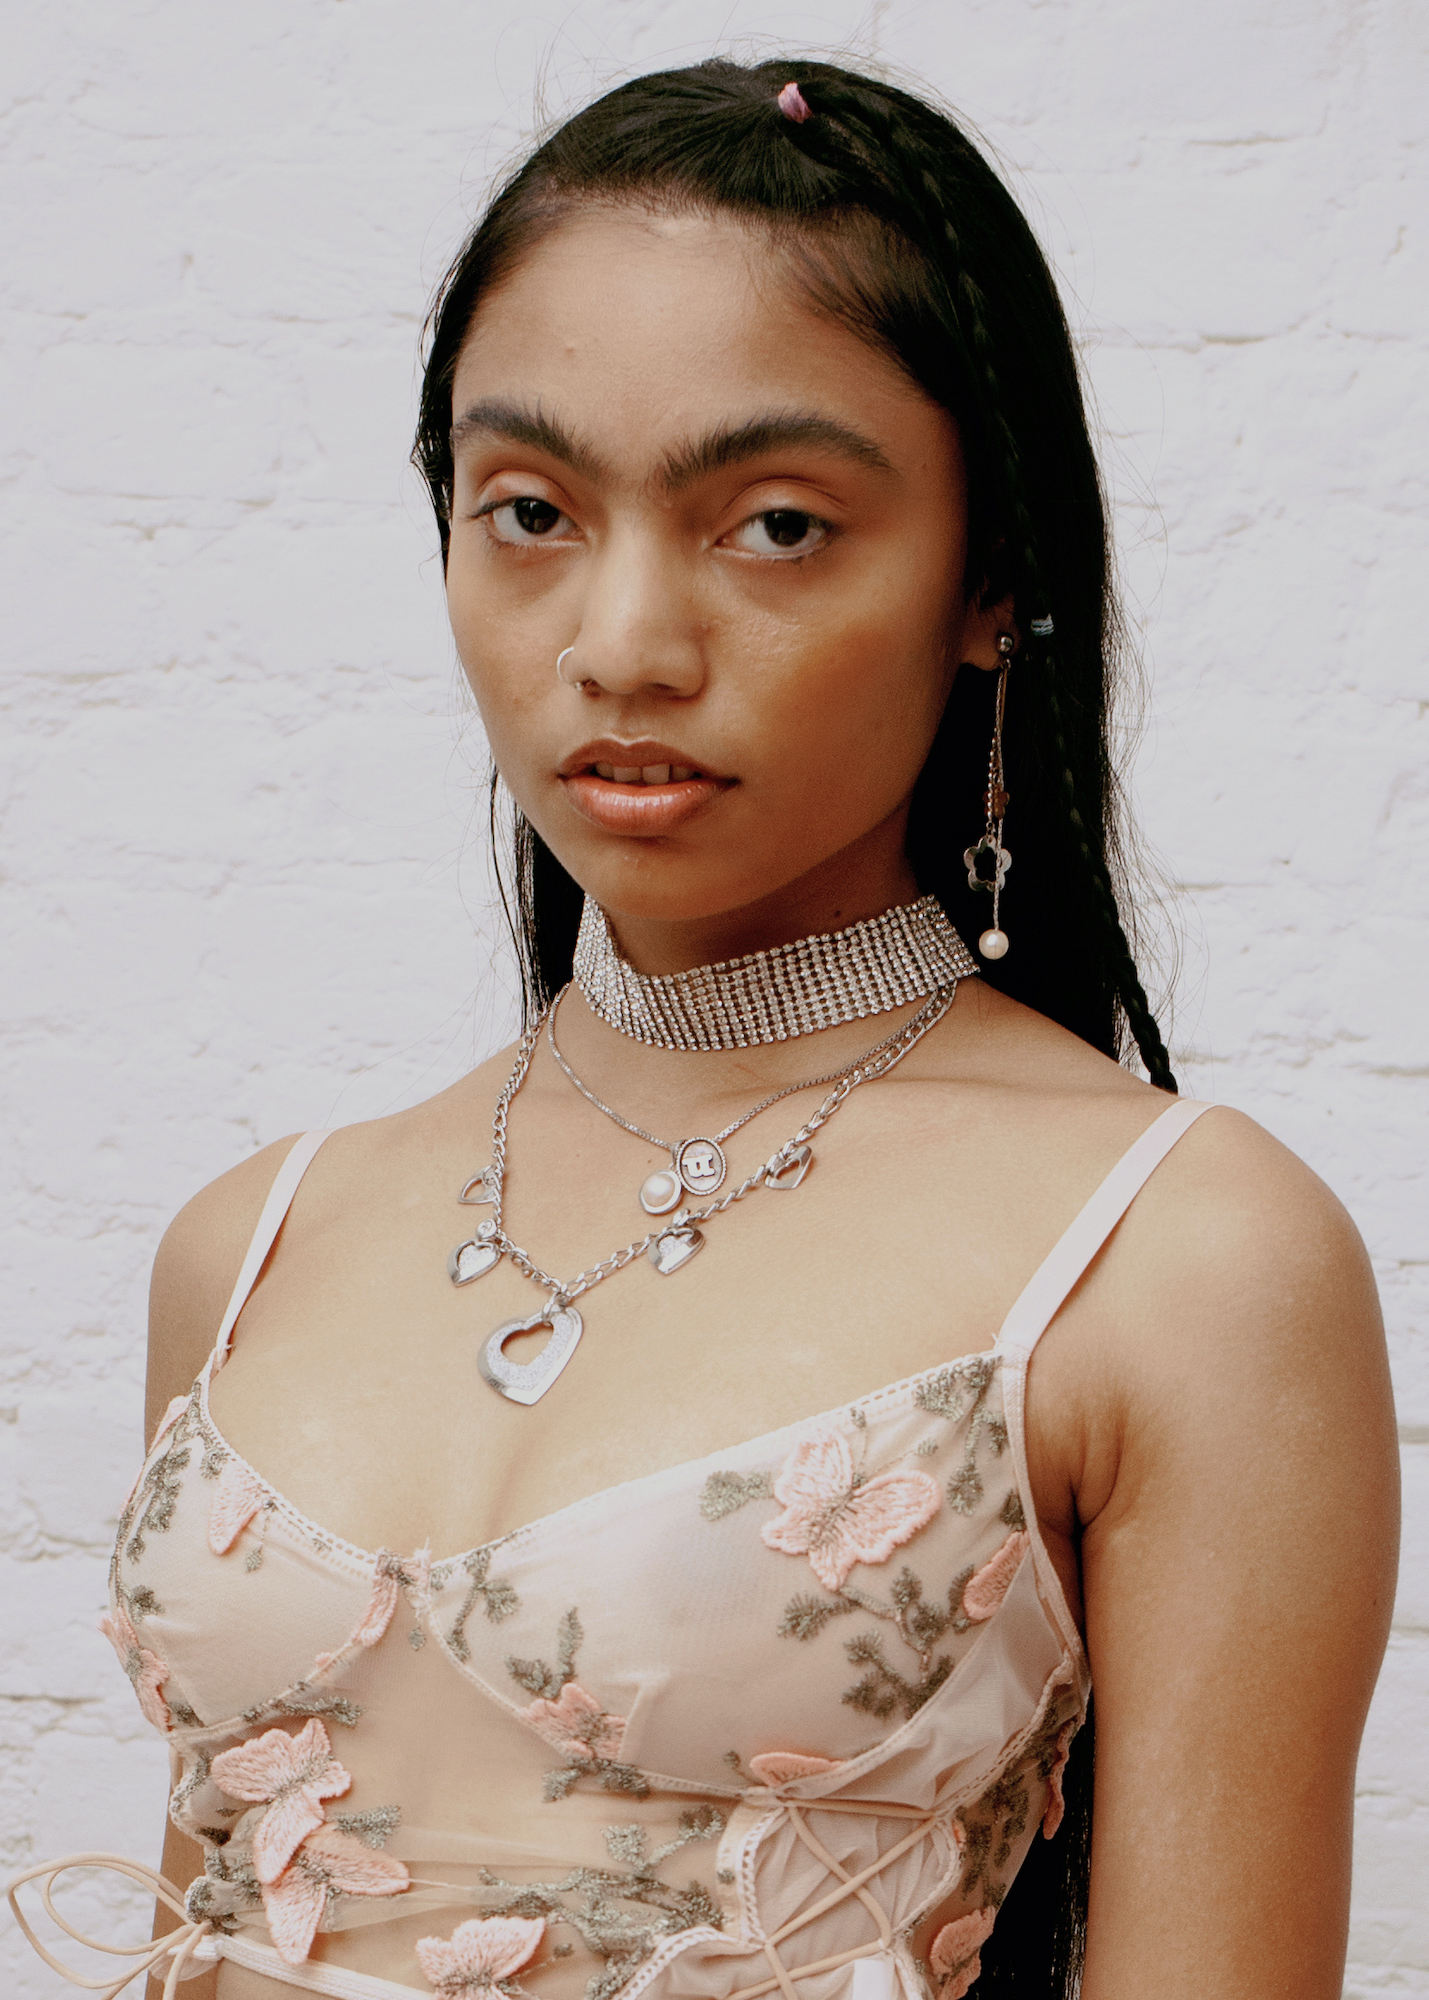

{"left": 675, "top": 1136, "right": 727, "bottom": 1196}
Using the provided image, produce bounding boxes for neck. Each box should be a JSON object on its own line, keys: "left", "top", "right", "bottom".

{"left": 600, "top": 836, "right": 920, "bottom": 978}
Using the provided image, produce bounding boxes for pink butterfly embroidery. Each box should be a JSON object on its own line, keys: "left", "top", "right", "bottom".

{"left": 930, "top": 1908, "right": 996, "bottom": 2000}
{"left": 761, "top": 1428, "right": 942, "bottom": 1592}
{"left": 747, "top": 1751, "right": 843, "bottom": 1786}
{"left": 211, "top": 1718, "right": 353, "bottom": 1883}
{"left": 262, "top": 1823, "right": 408, "bottom": 1966}
{"left": 1041, "top": 1718, "right": 1078, "bottom": 1838}
{"left": 207, "top": 1457, "right": 267, "bottom": 1555}
{"left": 99, "top": 1602, "right": 171, "bottom": 1733}
{"left": 961, "top": 1531, "right": 1029, "bottom": 1621}
{"left": 521, "top": 1681, "right": 626, "bottom": 1763}
{"left": 416, "top": 1914, "right": 546, "bottom": 1994}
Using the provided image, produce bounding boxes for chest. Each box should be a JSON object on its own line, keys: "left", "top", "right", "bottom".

{"left": 205, "top": 1081, "right": 1102, "bottom": 1601}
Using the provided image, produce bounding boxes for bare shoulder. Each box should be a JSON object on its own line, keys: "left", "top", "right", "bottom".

{"left": 145, "top": 1133, "right": 310, "bottom": 1435}
{"left": 1065, "top": 1099, "right": 1398, "bottom": 1592}
{"left": 143, "top": 1041, "right": 521, "bottom": 1440}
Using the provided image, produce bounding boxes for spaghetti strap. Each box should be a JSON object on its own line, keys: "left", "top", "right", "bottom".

{"left": 994, "top": 1098, "right": 1213, "bottom": 1363}
{"left": 212, "top": 1131, "right": 333, "bottom": 1368}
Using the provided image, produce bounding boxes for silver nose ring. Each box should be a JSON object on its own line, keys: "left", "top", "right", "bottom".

{"left": 556, "top": 646, "right": 591, "bottom": 692}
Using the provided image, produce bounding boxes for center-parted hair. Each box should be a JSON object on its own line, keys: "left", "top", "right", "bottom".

{"left": 415, "top": 58, "right": 1175, "bottom": 1099}
{"left": 415, "top": 60, "right": 1152, "bottom": 1991}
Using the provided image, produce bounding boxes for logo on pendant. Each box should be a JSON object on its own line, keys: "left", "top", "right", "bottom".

{"left": 676, "top": 1137, "right": 726, "bottom": 1195}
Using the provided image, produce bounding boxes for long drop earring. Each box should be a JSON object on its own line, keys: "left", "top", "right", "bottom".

{"left": 963, "top": 634, "right": 1014, "bottom": 960}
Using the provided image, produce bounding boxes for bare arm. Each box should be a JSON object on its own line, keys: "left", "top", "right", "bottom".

{"left": 143, "top": 1136, "right": 304, "bottom": 1993}
{"left": 1071, "top": 1114, "right": 1398, "bottom": 1997}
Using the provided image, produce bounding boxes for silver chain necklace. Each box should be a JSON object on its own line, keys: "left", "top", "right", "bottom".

{"left": 546, "top": 986, "right": 948, "bottom": 1216}
{"left": 573, "top": 893, "right": 977, "bottom": 1049}
{"left": 449, "top": 982, "right": 959, "bottom": 1405}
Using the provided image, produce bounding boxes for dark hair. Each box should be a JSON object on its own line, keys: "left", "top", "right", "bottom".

{"left": 414, "top": 57, "right": 1152, "bottom": 1990}
{"left": 414, "top": 55, "right": 1175, "bottom": 1095}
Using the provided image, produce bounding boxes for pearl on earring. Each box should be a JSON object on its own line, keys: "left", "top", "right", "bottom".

{"left": 978, "top": 928, "right": 1009, "bottom": 960}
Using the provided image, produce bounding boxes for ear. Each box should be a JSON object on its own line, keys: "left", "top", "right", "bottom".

{"left": 961, "top": 589, "right": 1019, "bottom": 671}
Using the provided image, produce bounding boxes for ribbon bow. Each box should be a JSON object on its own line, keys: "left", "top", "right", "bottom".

{"left": 7, "top": 1853, "right": 217, "bottom": 1999}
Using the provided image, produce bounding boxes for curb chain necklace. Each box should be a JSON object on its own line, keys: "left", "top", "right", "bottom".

{"left": 449, "top": 981, "right": 960, "bottom": 1405}
{"left": 545, "top": 985, "right": 948, "bottom": 1216}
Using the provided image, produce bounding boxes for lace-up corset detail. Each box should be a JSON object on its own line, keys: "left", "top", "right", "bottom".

{"left": 76, "top": 1102, "right": 1208, "bottom": 2000}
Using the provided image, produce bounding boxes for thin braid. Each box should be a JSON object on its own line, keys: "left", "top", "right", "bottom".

{"left": 808, "top": 97, "right": 1177, "bottom": 1090}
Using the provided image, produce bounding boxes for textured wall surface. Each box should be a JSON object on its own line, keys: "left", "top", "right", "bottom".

{"left": 1, "top": 2, "right": 1424, "bottom": 1993}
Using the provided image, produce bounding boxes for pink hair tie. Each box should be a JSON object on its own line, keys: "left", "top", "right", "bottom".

{"left": 777, "top": 81, "right": 812, "bottom": 123}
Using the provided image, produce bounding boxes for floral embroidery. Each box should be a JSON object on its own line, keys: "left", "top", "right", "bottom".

{"left": 122, "top": 1393, "right": 197, "bottom": 1561}
{"left": 262, "top": 1823, "right": 408, "bottom": 1965}
{"left": 473, "top": 1808, "right": 724, "bottom": 2000}
{"left": 760, "top": 1428, "right": 942, "bottom": 1592}
{"left": 311, "top": 1549, "right": 430, "bottom": 1674}
{"left": 914, "top": 1359, "right": 1006, "bottom": 1514}
{"left": 100, "top": 1601, "right": 171, "bottom": 1732}
{"left": 416, "top": 1914, "right": 546, "bottom": 1995}
{"left": 747, "top": 1752, "right": 842, "bottom": 1785}
{"left": 699, "top": 1469, "right": 774, "bottom": 1520}
{"left": 507, "top": 1611, "right": 648, "bottom": 1802}
{"left": 930, "top": 1908, "right": 996, "bottom": 2000}
{"left": 208, "top": 1458, "right": 267, "bottom": 1556}
{"left": 211, "top": 1718, "right": 353, "bottom": 1883}
{"left": 524, "top": 1682, "right": 627, "bottom": 1765}
{"left": 962, "top": 1532, "right": 1029, "bottom": 1622}
{"left": 444, "top": 1547, "right": 520, "bottom": 1661}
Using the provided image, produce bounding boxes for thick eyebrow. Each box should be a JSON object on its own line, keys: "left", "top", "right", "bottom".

{"left": 449, "top": 399, "right": 892, "bottom": 493}
{"left": 656, "top": 412, "right": 893, "bottom": 492}
{"left": 450, "top": 398, "right": 607, "bottom": 482}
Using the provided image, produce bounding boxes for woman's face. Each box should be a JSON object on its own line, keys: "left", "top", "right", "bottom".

{"left": 446, "top": 204, "right": 1005, "bottom": 944}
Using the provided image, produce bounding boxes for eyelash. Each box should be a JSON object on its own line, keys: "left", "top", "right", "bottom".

{"left": 471, "top": 496, "right": 836, "bottom": 564}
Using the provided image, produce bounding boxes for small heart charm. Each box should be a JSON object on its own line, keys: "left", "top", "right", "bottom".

{"left": 458, "top": 1169, "right": 498, "bottom": 1205}
{"left": 449, "top": 1238, "right": 501, "bottom": 1285}
{"left": 765, "top": 1143, "right": 813, "bottom": 1192}
{"left": 478, "top": 1306, "right": 583, "bottom": 1405}
{"left": 648, "top": 1225, "right": 704, "bottom": 1276}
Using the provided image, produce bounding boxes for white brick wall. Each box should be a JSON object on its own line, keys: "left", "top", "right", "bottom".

{"left": 2, "top": 3, "right": 1423, "bottom": 1992}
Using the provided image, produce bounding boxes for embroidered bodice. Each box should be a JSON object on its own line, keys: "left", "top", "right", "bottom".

{"left": 17, "top": 1100, "right": 1210, "bottom": 2000}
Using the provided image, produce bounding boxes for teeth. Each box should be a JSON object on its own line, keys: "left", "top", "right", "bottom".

{"left": 588, "top": 761, "right": 701, "bottom": 784}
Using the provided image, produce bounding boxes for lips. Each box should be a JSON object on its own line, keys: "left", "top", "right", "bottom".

{"left": 560, "top": 739, "right": 733, "bottom": 836}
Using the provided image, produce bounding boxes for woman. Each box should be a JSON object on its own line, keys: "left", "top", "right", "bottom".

{"left": 10, "top": 56, "right": 1397, "bottom": 2000}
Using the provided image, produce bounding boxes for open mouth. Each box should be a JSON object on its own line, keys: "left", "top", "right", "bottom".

{"left": 560, "top": 745, "right": 733, "bottom": 835}
{"left": 588, "top": 762, "right": 701, "bottom": 785}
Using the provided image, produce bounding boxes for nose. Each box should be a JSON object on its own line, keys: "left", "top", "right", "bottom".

{"left": 564, "top": 522, "right": 705, "bottom": 699}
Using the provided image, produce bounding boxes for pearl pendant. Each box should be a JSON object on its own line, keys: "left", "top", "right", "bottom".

{"left": 979, "top": 928, "right": 1009, "bottom": 960}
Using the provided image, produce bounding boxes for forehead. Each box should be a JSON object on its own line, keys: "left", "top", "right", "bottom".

{"left": 451, "top": 204, "right": 951, "bottom": 474}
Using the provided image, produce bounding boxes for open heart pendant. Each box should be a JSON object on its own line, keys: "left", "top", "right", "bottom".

{"left": 478, "top": 1305, "right": 584, "bottom": 1405}
{"left": 448, "top": 1222, "right": 501, "bottom": 1286}
{"left": 647, "top": 1222, "right": 704, "bottom": 1276}
{"left": 765, "top": 1143, "right": 813, "bottom": 1192}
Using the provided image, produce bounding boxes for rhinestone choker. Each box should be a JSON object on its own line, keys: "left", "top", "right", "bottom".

{"left": 572, "top": 893, "right": 978, "bottom": 1050}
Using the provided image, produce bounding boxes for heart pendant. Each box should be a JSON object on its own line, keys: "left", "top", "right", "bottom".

{"left": 478, "top": 1305, "right": 584, "bottom": 1405}
{"left": 765, "top": 1143, "right": 813, "bottom": 1192}
{"left": 458, "top": 1168, "right": 498, "bottom": 1205}
{"left": 449, "top": 1237, "right": 501, "bottom": 1285}
{"left": 648, "top": 1224, "right": 704, "bottom": 1276}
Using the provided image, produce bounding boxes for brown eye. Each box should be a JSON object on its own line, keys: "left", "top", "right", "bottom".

{"left": 484, "top": 496, "right": 577, "bottom": 545}
{"left": 727, "top": 509, "right": 830, "bottom": 560}
{"left": 512, "top": 497, "right": 562, "bottom": 535}
{"left": 763, "top": 510, "right": 812, "bottom": 547}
